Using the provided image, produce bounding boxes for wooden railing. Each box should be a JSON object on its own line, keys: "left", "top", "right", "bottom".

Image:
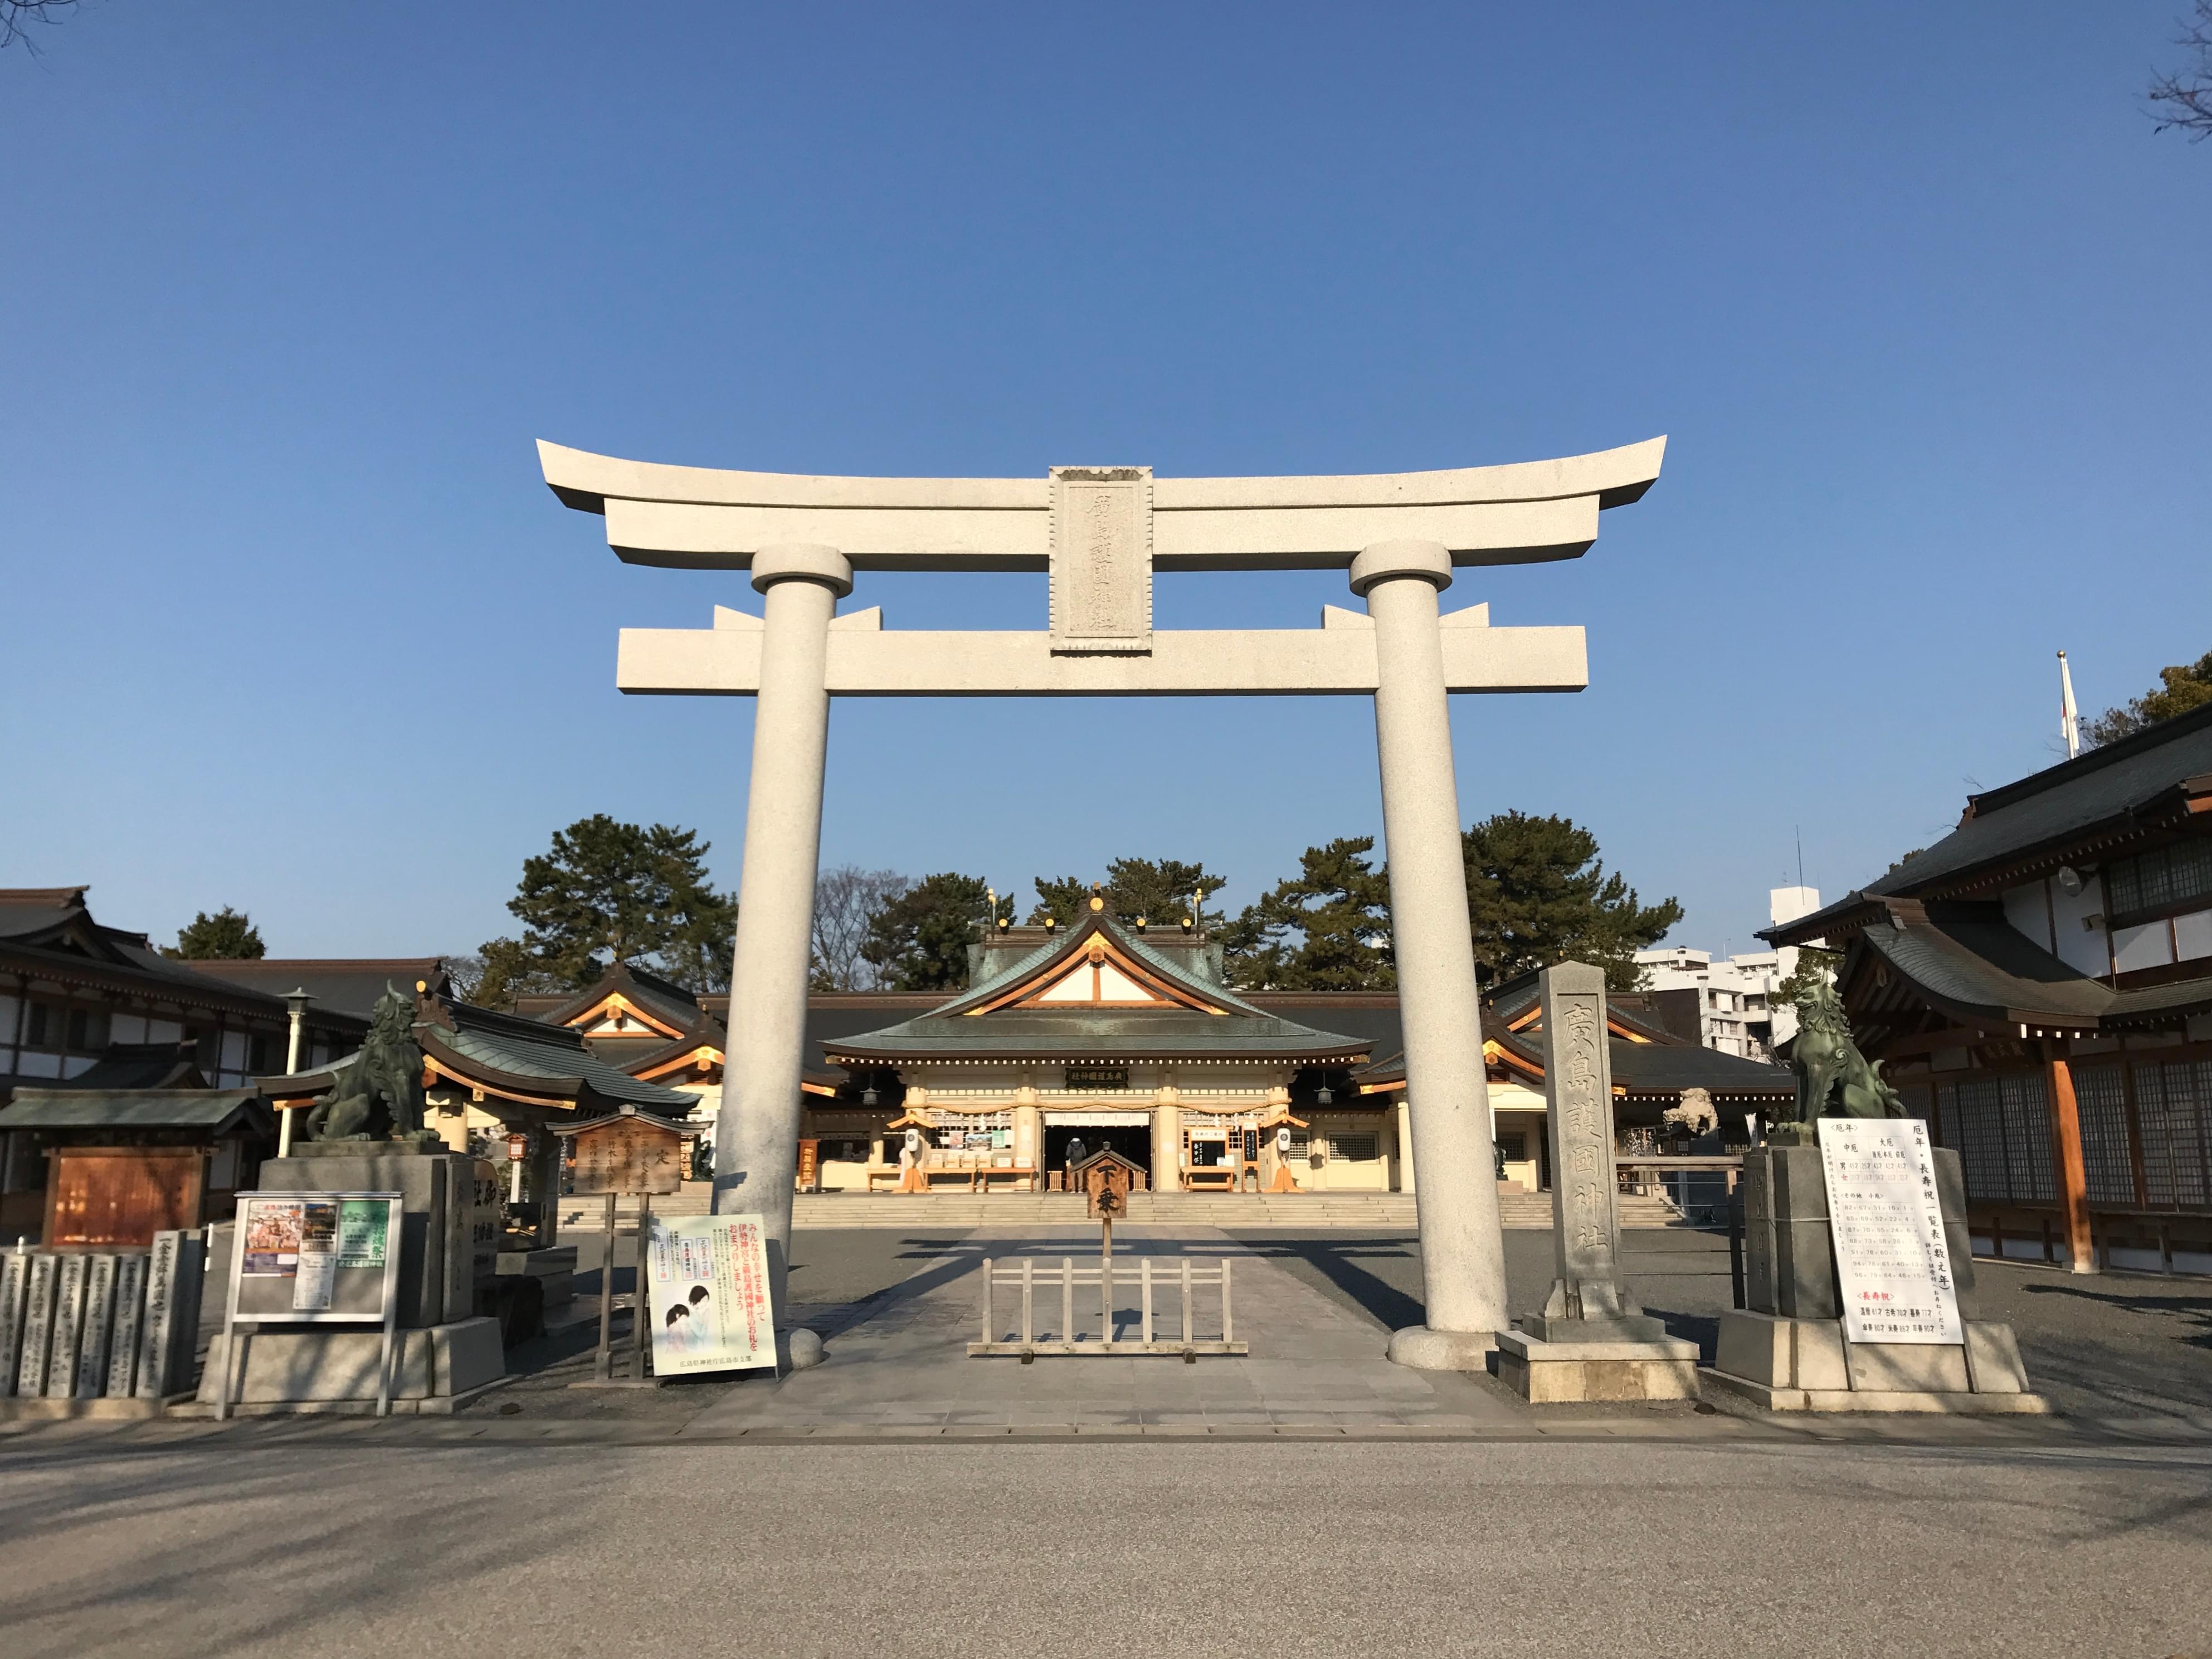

{"left": 970, "top": 1254, "right": 1246, "bottom": 1357}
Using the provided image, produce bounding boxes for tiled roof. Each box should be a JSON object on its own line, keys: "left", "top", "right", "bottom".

{"left": 1856, "top": 912, "right": 2212, "bottom": 1030}
{"left": 183, "top": 959, "right": 452, "bottom": 1021}
{"left": 824, "top": 912, "right": 1368, "bottom": 1063}
{"left": 1768, "top": 700, "right": 2212, "bottom": 944}
{"left": 0, "top": 1087, "right": 269, "bottom": 1132}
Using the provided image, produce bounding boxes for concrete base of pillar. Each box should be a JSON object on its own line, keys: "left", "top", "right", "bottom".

{"left": 1386, "top": 1324, "right": 1496, "bottom": 1370}
{"left": 1699, "top": 1310, "right": 2048, "bottom": 1414}
{"left": 193, "top": 1317, "right": 505, "bottom": 1409}
{"left": 1495, "top": 1330, "right": 1699, "bottom": 1403}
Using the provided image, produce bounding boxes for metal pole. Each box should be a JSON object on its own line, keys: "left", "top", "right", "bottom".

{"left": 634, "top": 1190, "right": 654, "bottom": 1380}
{"left": 594, "top": 1191, "right": 615, "bottom": 1381}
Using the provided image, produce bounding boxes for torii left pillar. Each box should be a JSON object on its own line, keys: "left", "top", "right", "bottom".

{"left": 715, "top": 542, "right": 849, "bottom": 1347}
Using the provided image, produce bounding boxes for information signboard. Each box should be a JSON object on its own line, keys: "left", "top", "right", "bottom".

{"left": 1818, "top": 1118, "right": 1962, "bottom": 1346}
{"left": 216, "top": 1191, "right": 405, "bottom": 1418}
{"left": 567, "top": 1115, "right": 685, "bottom": 1196}
{"left": 644, "top": 1213, "right": 776, "bottom": 1376}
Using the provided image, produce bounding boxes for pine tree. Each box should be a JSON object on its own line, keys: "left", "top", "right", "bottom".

{"left": 163, "top": 907, "right": 265, "bottom": 960}
{"left": 1029, "top": 857, "right": 1228, "bottom": 929}
{"left": 1462, "top": 811, "right": 1681, "bottom": 991}
{"left": 484, "top": 815, "right": 738, "bottom": 994}
{"left": 1220, "top": 838, "right": 1395, "bottom": 990}
{"left": 861, "top": 873, "right": 1015, "bottom": 991}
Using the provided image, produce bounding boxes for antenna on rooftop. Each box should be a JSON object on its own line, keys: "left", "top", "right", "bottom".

{"left": 2059, "top": 650, "right": 2081, "bottom": 760}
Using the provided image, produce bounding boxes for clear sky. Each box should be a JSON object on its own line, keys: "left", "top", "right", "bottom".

{"left": 3, "top": 3, "right": 2206, "bottom": 963}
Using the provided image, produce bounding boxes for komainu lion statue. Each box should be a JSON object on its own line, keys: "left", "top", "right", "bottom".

{"left": 306, "top": 984, "right": 430, "bottom": 1142}
{"left": 1788, "top": 974, "right": 1902, "bottom": 1124}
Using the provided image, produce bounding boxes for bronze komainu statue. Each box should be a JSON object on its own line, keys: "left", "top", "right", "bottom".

{"left": 1787, "top": 974, "right": 1902, "bottom": 1124}
{"left": 306, "top": 984, "right": 430, "bottom": 1142}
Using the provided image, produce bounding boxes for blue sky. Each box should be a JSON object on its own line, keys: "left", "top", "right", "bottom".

{"left": 3, "top": 3, "right": 2206, "bottom": 962}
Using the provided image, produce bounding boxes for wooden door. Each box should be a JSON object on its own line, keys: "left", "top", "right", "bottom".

{"left": 45, "top": 1148, "right": 206, "bottom": 1247}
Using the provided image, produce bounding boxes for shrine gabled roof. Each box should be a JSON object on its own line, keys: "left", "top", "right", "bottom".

{"left": 259, "top": 996, "right": 700, "bottom": 1113}
{"left": 536, "top": 961, "right": 715, "bottom": 1039}
{"left": 1766, "top": 699, "right": 2212, "bottom": 945}
{"left": 822, "top": 911, "right": 1370, "bottom": 1064}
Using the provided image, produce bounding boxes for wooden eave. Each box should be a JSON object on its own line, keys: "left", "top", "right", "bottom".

{"left": 564, "top": 990, "right": 690, "bottom": 1040}
{"left": 633, "top": 1044, "right": 724, "bottom": 1082}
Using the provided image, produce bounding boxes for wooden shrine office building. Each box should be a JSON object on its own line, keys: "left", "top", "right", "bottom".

{"left": 1764, "top": 699, "right": 2212, "bottom": 1273}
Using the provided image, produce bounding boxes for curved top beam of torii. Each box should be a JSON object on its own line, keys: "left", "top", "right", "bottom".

{"left": 537, "top": 435, "right": 1665, "bottom": 572}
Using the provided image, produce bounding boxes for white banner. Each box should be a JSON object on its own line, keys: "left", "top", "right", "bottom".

{"left": 1819, "top": 1118, "right": 1962, "bottom": 1345}
{"left": 645, "top": 1213, "right": 778, "bottom": 1376}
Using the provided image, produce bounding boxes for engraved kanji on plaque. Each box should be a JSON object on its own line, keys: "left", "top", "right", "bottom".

{"left": 1048, "top": 465, "right": 1152, "bottom": 654}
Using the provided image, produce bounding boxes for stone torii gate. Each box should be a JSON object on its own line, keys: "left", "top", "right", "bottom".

{"left": 538, "top": 436, "right": 1665, "bottom": 1369}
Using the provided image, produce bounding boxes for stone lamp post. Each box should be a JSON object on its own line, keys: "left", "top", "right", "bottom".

{"left": 277, "top": 987, "right": 313, "bottom": 1158}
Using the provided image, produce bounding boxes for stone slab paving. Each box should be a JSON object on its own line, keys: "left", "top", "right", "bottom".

{"left": 681, "top": 1223, "right": 1530, "bottom": 1435}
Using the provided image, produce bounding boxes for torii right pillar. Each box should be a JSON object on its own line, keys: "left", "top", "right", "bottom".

{"left": 1356, "top": 539, "right": 1508, "bottom": 1368}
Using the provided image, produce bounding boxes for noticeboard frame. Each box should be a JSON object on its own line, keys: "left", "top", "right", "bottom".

{"left": 214, "top": 1190, "right": 406, "bottom": 1419}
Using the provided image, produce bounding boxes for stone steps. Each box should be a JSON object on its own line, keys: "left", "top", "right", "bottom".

{"left": 557, "top": 1189, "right": 1683, "bottom": 1231}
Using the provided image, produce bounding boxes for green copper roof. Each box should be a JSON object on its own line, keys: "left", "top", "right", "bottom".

{"left": 824, "top": 912, "right": 1368, "bottom": 1064}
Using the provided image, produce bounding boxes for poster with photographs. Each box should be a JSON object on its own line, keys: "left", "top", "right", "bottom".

{"left": 240, "top": 1199, "right": 307, "bottom": 1276}
{"left": 645, "top": 1213, "right": 776, "bottom": 1376}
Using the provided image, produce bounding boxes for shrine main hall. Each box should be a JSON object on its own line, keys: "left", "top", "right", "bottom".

{"left": 520, "top": 898, "right": 1791, "bottom": 1196}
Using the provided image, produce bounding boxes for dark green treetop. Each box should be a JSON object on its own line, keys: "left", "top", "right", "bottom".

{"left": 863, "top": 873, "right": 1016, "bottom": 991}
{"left": 1462, "top": 811, "right": 1682, "bottom": 992}
{"left": 1030, "top": 857, "right": 1229, "bottom": 930}
{"left": 2084, "top": 651, "right": 2212, "bottom": 747}
{"left": 163, "top": 906, "right": 265, "bottom": 961}
{"left": 1220, "top": 838, "right": 1395, "bottom": 990}
{"left": 479, "top": 814, "right": 738, "bottom": 997}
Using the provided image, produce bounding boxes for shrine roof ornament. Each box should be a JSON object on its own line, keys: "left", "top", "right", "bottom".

{"left": 537, "top": 436, "right": 1665, "bottom": 572}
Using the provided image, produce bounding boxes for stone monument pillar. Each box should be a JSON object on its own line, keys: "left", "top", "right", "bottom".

{"left": 1496, "top": 961, "right": 1699, "bottom": 1400}
{"left": 716, "top": 542, "right": 850, "bottom": 1319}
{"left": 1356, "top": 540, "right": 1507, "bottom": 1369}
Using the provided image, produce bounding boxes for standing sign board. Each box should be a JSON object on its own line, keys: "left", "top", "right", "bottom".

{"left": 1818, "top": 1118, "right": 1962, "bottom": 1346}
{"left": 215, "top": 1191, "right": 405, "bottom": 1417}
{"left": 644, "top": 1214, "right": 776, "bottom": 1376}
{"left": 566, "top": 1113, "right": 686, "bottom": 1196}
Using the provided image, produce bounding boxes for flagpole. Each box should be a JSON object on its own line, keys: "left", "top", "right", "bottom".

{"left": 2058, "top": 650, "right": 2081, "bottom": 760}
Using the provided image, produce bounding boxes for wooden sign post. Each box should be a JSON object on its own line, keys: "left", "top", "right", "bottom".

{"left": 554, "top": 1107, "right": 693, "bottom": 1388}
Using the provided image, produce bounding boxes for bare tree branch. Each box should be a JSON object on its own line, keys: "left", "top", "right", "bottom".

{"left": 811, "top": 865, "right": 913, "bottom": 990}
{"left": 2150, "top": 0, "right": 2212, "bottom": 139}
{"left": 2, "top": 1, "right": 83, "bottom": 55}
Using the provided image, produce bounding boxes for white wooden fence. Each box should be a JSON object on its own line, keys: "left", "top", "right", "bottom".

{"left": 969, "top": 1254, "right": 1247, "bottom": 1357}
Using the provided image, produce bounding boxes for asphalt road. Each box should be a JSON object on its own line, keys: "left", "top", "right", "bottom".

{"left": 2, "top": 1438, "right": 2206, "bottom": 1659}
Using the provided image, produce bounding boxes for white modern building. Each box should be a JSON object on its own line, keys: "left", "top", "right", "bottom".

{"left": 1634, "top": 886, "right": 1823, "bottom": 1061}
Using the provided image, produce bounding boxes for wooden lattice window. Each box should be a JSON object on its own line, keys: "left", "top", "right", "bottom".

{"left": 2133, "top": 1059, "right": 2211, "bottom": 1210}
{"left": 2072, "top": 1063, "right": 2138, "bottom": 1206}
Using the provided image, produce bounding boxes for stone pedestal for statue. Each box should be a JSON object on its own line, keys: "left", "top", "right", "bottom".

{"left": 192, "top": 1150, "right": 505, "bottom": 1415}
{"left": 1698, "top": 1139, "right": 2049, "bottom": 1414}
{"left": 1498, "top": 964, "right": 1699, "bottom": 1402}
